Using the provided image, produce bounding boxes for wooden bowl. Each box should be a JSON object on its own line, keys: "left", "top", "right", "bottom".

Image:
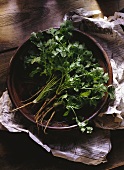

{"left": 7, "top": 29, "right": 113, "bottom": 131}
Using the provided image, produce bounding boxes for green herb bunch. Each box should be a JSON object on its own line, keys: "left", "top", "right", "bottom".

{"left": 13, "top": 21, "right": 114, "bottom": 133}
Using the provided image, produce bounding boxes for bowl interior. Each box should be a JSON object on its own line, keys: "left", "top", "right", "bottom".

{"left": 7, "top": 29, "right": 113, "bottom": 131}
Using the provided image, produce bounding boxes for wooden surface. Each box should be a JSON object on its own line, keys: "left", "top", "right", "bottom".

{"left": 0, "top": 0, "right": 124, "bottom": 169}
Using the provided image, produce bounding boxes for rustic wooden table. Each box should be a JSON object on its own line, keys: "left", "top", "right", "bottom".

{"left": 0, "top": 0, "right": 124, "bottom": 169}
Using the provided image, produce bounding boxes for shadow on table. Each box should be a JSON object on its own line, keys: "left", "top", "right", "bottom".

{"left": 0, "top": 130, "right": 124, "bottom": 170}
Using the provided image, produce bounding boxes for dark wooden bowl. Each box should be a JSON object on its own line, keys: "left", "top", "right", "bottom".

{"left": 7, "top": 29, "right": 113, "bottom": 131}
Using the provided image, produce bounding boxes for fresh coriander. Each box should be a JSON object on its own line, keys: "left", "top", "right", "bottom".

{"left": 13, "top": 20, "right": 114, "bottom": 133}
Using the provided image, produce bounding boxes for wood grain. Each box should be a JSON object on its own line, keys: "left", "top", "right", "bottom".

{"left": 118, "top": 0, "right": 124, "bottom": 11}
{"left": 0, "top": 0, "right": 124, "bottom": 169}
{"left": 0, "top": 50, "right": 17, "bottom": 96}
{"left": 0, "top": 0, "right": 123, "bottom": 92}
{"left": 0, "top": 0, "right": 123, "bottom": 52}
{"left": 0, "top": 0, "right": 85, "bottom": 51}
{"left": 96, "top": 0, "right": 119, "bottom": 17}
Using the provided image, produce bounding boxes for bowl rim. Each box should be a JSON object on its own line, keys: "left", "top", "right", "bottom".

{"left": 7, "top": 28, "right": 113, "bottom": 131}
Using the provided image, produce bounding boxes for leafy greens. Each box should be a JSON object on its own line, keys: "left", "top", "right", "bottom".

{"left": 16, "top": 20, "right": 114, "bottom": 133}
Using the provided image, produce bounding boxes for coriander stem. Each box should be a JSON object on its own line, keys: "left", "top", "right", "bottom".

{"left": 11, "top": 101, "right": 33, "bottom": 112}
{"left": 22, "top": 86, "right": 44, "bottom": 102}
{"left": 40, "top": 106, "right": 54, "bottom": 124}
{"left": 34, "top": 100, "right": 47, "bottom": 120}
{"left": 35, "top": 94, "right": 57, "bottom": 120}
{"left": 47, "top": 94, "right": 57, "bottom": 105}
{"left": 44, "top": 111, "right": 55, "bottom": 133}
{"left": 56, "top": 74, "right": 65, "bottom": 95}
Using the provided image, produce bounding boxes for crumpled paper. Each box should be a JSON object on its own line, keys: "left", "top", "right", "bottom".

{"left": 0, "top": 8, "right": 124, "bottom": 166}
{"left": 64, "top": 8, "right": 124, "bottom": 130}
{"left": 0, "top": 90, "right": 111, "bottom": 165}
